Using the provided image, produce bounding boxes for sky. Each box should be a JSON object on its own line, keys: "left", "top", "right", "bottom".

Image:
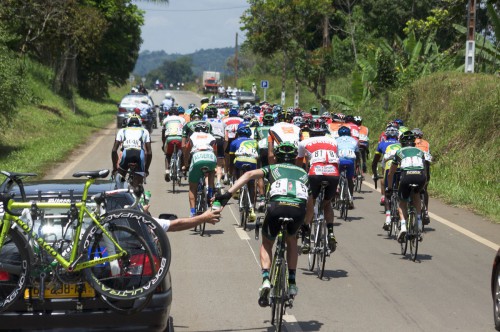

{"left": 134, "top": 0, "right": 249, "bottom": 55}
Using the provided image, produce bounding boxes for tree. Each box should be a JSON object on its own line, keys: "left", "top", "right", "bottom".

{"left": 146, "top": 57, "right": 194, "bottom": 87}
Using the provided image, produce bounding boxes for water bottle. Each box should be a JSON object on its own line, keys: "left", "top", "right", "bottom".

{"left": 144, "top": 190, "right": 151, "bottom": 205}
{"left": 212, "top": 200, "right": 222, "bottom": 212}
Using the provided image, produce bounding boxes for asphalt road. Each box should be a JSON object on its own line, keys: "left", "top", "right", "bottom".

{"left": 45, "top": 89, "right": 500, "bottom": 332}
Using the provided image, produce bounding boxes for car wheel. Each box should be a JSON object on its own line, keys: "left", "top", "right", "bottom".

{"left": 494, "top": 265, "right": 500, "bottom": 331}
{"left": 164, "top": 316, "right": 174, "bottom": 332}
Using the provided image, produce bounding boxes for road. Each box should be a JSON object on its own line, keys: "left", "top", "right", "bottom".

{"left": 45, "top": 90, "right": 500, "bottom": 332}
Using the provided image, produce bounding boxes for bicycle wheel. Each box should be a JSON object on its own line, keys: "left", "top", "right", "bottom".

{"left": 0, "top": 228, "right": 31, "bottom": 312}
{"left": 271, "top": 263, "right": 286, "bottom": 331}
{"left": 341, "top": 184, "right": 349, "bottom": 221}
{"left": 238, "top": 187, "right": 246, "bottom": 228}
{"left": 80, "top": 210, "right": 171, "bottom": 301}
{"left": 400, "top": 219, "right": 408, "bottom": 255}
{"left": 409, "top": 211, "right": 418, "bottom": 261}
{"left": 307, "top": 221, "right": 317, "bottom": 272}
{"left": 315, "top": 223, "right": 327, "bottom": 279}
{"left": 171, "top": 157, "right": 176, "bottom": 194}
{"left": 389, "top": 194, "right": 399, "bottom": 239}
{"left": 199, "top": 189, "right": 207, "bottom": 236}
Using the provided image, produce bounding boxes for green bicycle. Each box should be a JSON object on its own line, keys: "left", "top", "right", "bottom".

{"left": 0, "top": 170, "right": 171, "bottom": 313}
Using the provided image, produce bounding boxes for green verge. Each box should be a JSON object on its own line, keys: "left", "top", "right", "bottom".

{"left": 0, "top": 59, "right": 127, "bottom": 176}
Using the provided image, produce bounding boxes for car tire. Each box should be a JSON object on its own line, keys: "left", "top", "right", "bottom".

{"left": 164, "top": 316, "right": 174, "bottom": 332}
{"left": 494, "top": 265, "right": 500, "bottom": 331}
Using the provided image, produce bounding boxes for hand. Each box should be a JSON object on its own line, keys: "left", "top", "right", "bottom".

{"left": 214, "top": 192, "right": 232, "bottom": 207}
{"left": 372, "top": 174, "right": 379, "bottom": 181}
{"left": 199, "top": 209, "right": 221, "bottom": 225}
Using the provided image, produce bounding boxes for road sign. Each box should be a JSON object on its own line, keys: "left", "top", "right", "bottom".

{"left": 141, "top": 77, "right": 146, "bottom": 83}
{"left": 261, "top": 80, "right": 269, "bottom": 89}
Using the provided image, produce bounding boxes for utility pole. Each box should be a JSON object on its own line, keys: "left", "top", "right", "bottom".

{"left": 281, "top": 51, "right": 286, "bottom": 106}
{"left": 234, "top": 33, "right": 239, "bottom": 87}
{"left": 465, "top": 0, "right": 477, "bottom": 73}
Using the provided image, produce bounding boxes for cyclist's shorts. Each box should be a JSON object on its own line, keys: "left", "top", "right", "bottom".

{"left": 398, "top": 170, "right": 426, "bottom": 201}
{"left": 119, "top": 149, "right": 145, "bottom": 173}
{"left": 359, "top": 142, "right": 369, "bottom": 149}
{"left": 215, "top": 138, "right": 224, "bottom": 159}
{"left": 224, "top": 138, "right": 235, "bottom": 154}
{"left": 165, "top": 138, "right": 182, "bottom": 156}
{"left": 262, "top": 201, "right": 306, "bottom": 241}
{"left": 259, "top": 148, "right": 269, "bottom": 167}
{"left": 189, "top": 151, "right": 216, "bottom": 183}
{"left": 309, "top": 175, "right": 339, "bottom": 200}
{"left": 384, "top": 169, "right": 401, "bottom": 190}
{"left": 339, "top": 158, "right": 355, "bottom": 178}
{"left": 234, "top": 162, "right": 257, "bottom": 179}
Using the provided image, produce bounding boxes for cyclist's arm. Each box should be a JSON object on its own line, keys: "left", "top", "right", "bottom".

{"left": 111, "top": 140, "right": 121, "bottom": 172}
{"left": 183, "top": 139, "right": 192, "bottom": 168}
{"left": 371, "top": 152, "right": 381, "bottom": 176}
{"left": 144, "top": 142, "right": 152, "bottom": 174}
{"left": 227, "top": 169, "right": 265, "bottom": 195}
{"left": 159, "top": 209, "right": 222, "bottom": 232}
{"left": 267, "top": 136, "right": 276, "bottom": 165}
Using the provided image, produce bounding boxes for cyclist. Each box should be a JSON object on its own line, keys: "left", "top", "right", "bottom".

{"left": 321, "top": 111, "right": 332, "bottom": 125}
{"left": 413, "top": 128, "right": 432, "bottom": 224}
{"left": 216, "top": 142, "right": 308, "bottom": 301}
{"left": 372, "top": 125, "right": 401, "bottom": 229}
{"left": 394, "top": 118, "right": 409, "bottom": 137}
{"left": 161, "top": 106, "right": 186, "bottom": 182}
{"left": 268, "top": 109, "right": 301, "bottom": 164}
{"left": 355, "top": 116, "right": 369, "bottom": 175}
{"left": 328, "top": 113, "right": 345, "bottom": 138}
{"left": 223, "top": 107, "right": 244, "bottom": 183}
{"left": 184, "top": 122, "right": 217, "bottom": 217}
{"left": 200, "top": 97, "right": 210, "bottom": 112}
{"left": 205, "top": 105, "right": 226, "bottom": 189}
{"left": 254, "top": 113, "right": 275, "bottom": 211}
{"left": 387, "top": 131, "right": 426, "bottom": 242}
{"left": 229, "top": 125, "right": 259, "bottom": 222}
{"left": 111, "top": 114, "right": 152, "bottom": 196}
{"left": 336, "top": 126, "right": 360, "bottom": 209}
{"left": 310, "top": 106, "right": 320, "bottom": 118}
{"left": 178, "top": 105, "right": 190, "bottom": 123}
{"left": 344, "top": 115, "right": 360, "bottom": 142}
{"left": 181, "top": 108, "right": 212, "bottom": 175}
{"left": 296, "top": 118, "right": 339, "bottom": 253}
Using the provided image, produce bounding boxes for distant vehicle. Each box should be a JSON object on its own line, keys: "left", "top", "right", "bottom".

{"left": 0, "top": 178, "right": 173, "bottom": 332}
{"left": 116, "top": 93, "right": 158, "bottom": 129}
{"left": 492, "top": 247, "right": 500, "bottom": 330}
{"left": 232, "top": 90, "right": 260, "bottom": 105}
{"left": 202, "top": 71, "right": 220, "bottom": 94}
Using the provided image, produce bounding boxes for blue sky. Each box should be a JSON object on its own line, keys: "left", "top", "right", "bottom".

{"left": 134, "top": 0, "right": 249, "bottom": 54}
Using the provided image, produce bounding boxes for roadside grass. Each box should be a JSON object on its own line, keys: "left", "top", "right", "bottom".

{"left": 0, "top": 59, "right": 127, "bottom": 177}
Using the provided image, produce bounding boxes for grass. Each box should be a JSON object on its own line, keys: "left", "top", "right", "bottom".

{"left": 0, "top": 59, "right": 127, "bottom": 177}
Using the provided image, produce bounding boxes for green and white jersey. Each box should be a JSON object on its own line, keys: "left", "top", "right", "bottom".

{"left": 254, "top": 126, "right": 271, "bottom": 149}
{"left": 182, "top": 120, "right": 212, "bottom": 138}
{"left": 261, "top": 163, "right": 309, "bottom": 204}
{"left": 393, "top": 147, "right": 425, "bottom": 171}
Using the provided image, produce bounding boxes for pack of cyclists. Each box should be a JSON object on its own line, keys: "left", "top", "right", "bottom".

{"left": 112, "top": 94, "right": 432, "bottom": 306}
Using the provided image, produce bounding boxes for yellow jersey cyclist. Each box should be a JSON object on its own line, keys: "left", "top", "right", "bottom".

{"left": 216, "top": 142, "right": 309, "bottom": 302}
{"left": 111, "top": 114, "right": 152, "bottom": 196}
{"left": 161, "top": 106, "right": 186, "bottom": 182}
{"left": 184, "top": 122, "right": 217, "bottom": 217}
{"left": 387, "top": 131, "right": 427, "bottom": 242}
{"left": 229, "top": 125, "right": 259, "bottom": 222}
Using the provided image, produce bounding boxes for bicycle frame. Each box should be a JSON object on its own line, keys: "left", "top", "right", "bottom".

{"left": 0, "top": 180, "right": 126, "bottom": 273}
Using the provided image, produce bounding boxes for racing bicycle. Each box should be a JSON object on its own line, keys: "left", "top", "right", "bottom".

{"left": 194, "top": 167, "right": 210, "bottom": 236}
{"left": 238, "top": 165, "right": 253, "bottom": 230}
{"left": 169, "top": 144, "right": 182, "bottom": 193}
{"left": 0, "top": 170, "right": 171, "bottom": 313}
{"left": 335, "top": 165, "right": 351, "bottom": 221}
{"left": 400, "top": 184, "right": 423, "bottom": 262}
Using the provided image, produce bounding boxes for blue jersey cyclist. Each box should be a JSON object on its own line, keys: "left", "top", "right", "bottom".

{"left": 336, "top": 126, "right": 360, "bottom": 209}
{"left": 229, "top": 125, "right": 259, "bottom": 222}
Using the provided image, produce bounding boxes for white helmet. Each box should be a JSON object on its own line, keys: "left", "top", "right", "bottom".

{"left": 165, "top": 92, "right": 172, "bottom": 98}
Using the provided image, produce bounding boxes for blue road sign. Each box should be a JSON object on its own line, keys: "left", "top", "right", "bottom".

{"left": 261, "top": 80, "right": 269, "bottom": 89}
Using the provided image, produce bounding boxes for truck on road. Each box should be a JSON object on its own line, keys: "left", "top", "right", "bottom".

{"left": 202, "top": 71, "right": 221, "bottom": 94}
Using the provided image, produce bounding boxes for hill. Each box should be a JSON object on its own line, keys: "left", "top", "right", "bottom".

{"left": 133, "top": 47, "right": 236, "bottom": 78}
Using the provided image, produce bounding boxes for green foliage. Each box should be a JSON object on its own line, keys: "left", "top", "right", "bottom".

{"left": 146, "top": 57, "right": 194, "bottom": 87}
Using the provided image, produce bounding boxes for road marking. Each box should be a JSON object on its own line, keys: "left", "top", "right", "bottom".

{"left": 284, "top": 313, "right": 304, "bottom": 332}
{"left": 228, "top": 205, "right": 260, "bottom": 267}
{"left": 362, "top": 180, "right": 499, "bottom": 251}
{"left": 53, "top": 123, "right": 115, "bottom": 179}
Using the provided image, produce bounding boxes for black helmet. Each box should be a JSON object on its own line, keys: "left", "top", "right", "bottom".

{"left": 338, "top": 126, "right": 351, "bottom": 137}
{"left": 200, "top": 97, "right": 209, "bottom": 104}
{"left": 400, "top": 130, "right": 416, "bottom": 147}
{"left": 412, "top": 128, "right": 423, "bottom": 139}
{"left": 309, "top": 119, "right": 327, "bottom": 137}
{"left": 345, "top": 115, "right": 355, "bottom": 123}
{"left": 127, "top": 114, "right": 142, "bottom": 127}
{"left": 274, "top": 142, "right": 298, "bottom": 163}
{"left": 194, "top": 122, "right": 210, "bottom": 133}
{"left": 169, "top": 106, "right": 179, "bottom": 116}
{"left": 205, "top": 106, "right": 217, "bottom": 118}
{"left": 190, "top": 108, "right": 203, "bottom": 120}
{"left": 310, "top": 107, "right": 319, "bottom": 115}
{"left": 262, "top": 114, "right": 274, "bottom": 126}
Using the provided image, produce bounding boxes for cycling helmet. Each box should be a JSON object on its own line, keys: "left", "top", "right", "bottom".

{"left": 190, "top": 108, "right": 203, "bottom": 120}
{"left": 228, "top": 108, "right": 238, "bottom": 117}
{"left": 134, "top": 107, "right": 142, "bottom": 115}
{"left": 249, "top": 117, "right": 260, "bottom": 128}
{"left": 177, "top": 106, "right": 185, "bottom": 114}
{"left": 293, "top": 108, "right": 303, "bottom": 117}
{"left": 205, "top": 106, "right": 217, "bottom": 118}
{"left": 278, "top": 109, "right": 293, "bottom": 123}
{"left": 321, "top": 111, "right": 331, "bottom": 120}
{"left": 412, "top": 128, "right": 423, "bottom": 139}
{"left": 310, "top": 107, "right": 319, "bottom": 115}
{"left": 385, "top": 125, "right": 399, "bottom": 138}
{"left": 309, "top": 119, "right": 327, "bottom": 137}
{"left": 302, "top": 113, "right": 313, "bottom": 121}
{"left": 187, "top": 103, "right": 195, "bottom": 109}
{"left": 274, "top": 142, "right": 298, "bottom": 163}
{"left": 293, "top": 116, "right": 303, "bottom": 127}
{"left": 252, "top": 105, "right": 261, "bottom": 114}
{"left": 127, "top": 114, "right": 142, "bottom": 127}
{"left": 354, "top": 115, "right": 362, "bottom": 126}
{"left": 169, "top": 106, "right": 179, "bottom": 116}
{"left": 345, "top": 115, "right": 355, "bottom": 123}
{"left": 236, "top": 125, "right": 252, "bottom": 137}
{"left": 194, "top": 122, "right": 210, "bottom": 133}
{"left": 165, "top": 92, "right": 172, "bottom": 98}
{"left": 200, "top": 97, "right": 209, "bottom": 104}
{"left": 400, "top": 130, "right": 416, "bottom": 146}
{"left": 338, "top": 126, "right": 351, "bottom": 137}
{"left": 262, "top": 114, "right": 274, "bottom": 126}
{"left": 394, "top": 118, "right": 404, "bottom": 127}
{"left": 243, "top": 102, "right": 252, "bottom": 110}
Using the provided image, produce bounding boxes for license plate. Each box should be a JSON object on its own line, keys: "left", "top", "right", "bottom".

{"left": 24, "top": 283, "right": 95, "bottom": 299}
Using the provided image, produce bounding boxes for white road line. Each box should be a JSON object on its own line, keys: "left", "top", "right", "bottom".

{"left": 53, "top": 123, "right": 115, "bottom": 179}
{"left": 362, "top": 180, "right": 499, "bottom": 251}
{"left": 283, "top": 313, "right": 304, "bottom": 332}
{"left": 228, "top": 204, "right": 260, "bottom": 267}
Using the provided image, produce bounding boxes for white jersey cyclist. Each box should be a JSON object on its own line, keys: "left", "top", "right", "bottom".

{"left": 162, "top": 115, "right": 186, "bottom": 136}
{"left": 116, "top": 126, "right": 151, "bottom": 150}
{"left": 189, "top": 132, "right": 217, "bottom": 154}
{"left": 268, "top": 122, "right": 301, "bottom": 147}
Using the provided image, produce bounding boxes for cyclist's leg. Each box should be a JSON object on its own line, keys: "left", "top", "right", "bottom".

{"left": 342, "top": 160, "right": 355, "bottom": 208}
{"left": 164, "top": 138, "right": 175, "bottom": 181}
{"left": 284, "top": 202, "right": 306, "bottom": 296}
{"left": 323, "top": 175, "right": 339, "bottom": 237}
{"left": 256, "top": 148, "right": 269, "bottom": 210}
{"left": 215, "top": 138, "right": 225, "bottom": 186}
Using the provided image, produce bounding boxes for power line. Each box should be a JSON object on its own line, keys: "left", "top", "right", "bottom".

{"left": 139, "top": 5, "right": 249, "bottom": 12}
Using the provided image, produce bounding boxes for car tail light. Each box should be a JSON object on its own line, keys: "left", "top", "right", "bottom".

{"left": 0, "top": 271, "right": 9, "bottom": 281}
{"left": 118, "top": 107, "right": 128, "bottom": 113}
{"left": 124, "top": 254, "right": 160, "bottom": 276}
